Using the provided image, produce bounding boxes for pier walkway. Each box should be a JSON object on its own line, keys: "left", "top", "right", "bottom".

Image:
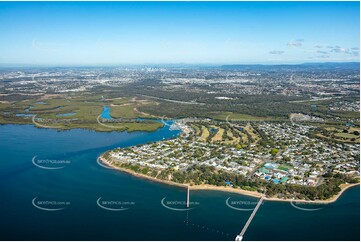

{"left": 235, "top": 196, "right": 265, "bottom": 241}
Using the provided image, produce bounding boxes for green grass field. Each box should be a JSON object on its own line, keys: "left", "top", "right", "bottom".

{"left": 199, "top": 125, "right": 210, "bottom": 142}
{"left": 315, "top": 124, "right": 360, "bottom": 143}
{"left": 211, "top": 127, "right": 224, "bottom": 142}
{"left": 334, "top": 132, "right": 359, "bottom": 139}
{"left": 209, "top": 112, "right": 274, "bottom": 121}
{"left": 244, "top": 124, "right": 261, "bottom": 144}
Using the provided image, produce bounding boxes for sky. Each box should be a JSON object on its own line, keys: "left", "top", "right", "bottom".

{"left": 0, "top": 1, "right": 359, "bottom": 65}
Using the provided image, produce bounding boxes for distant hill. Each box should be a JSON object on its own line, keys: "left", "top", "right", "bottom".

{"left": 220, "top": 62, "right": 360, "bottom": 71}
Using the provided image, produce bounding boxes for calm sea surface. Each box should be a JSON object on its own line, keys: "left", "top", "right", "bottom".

{"left": 0, "top": 124, "right": 359, "bottom": 241}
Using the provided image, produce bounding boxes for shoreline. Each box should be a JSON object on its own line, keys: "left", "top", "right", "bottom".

{"left": 0, "top": 120, "right": 165, "bottom": 133}
{"left": 99, "top": 155, "right": 360, "bottom": 204}
{"left": 98, "top": 156, "right": 188, "bottom": 189}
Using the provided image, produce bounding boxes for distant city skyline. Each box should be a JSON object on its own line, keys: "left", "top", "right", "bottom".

{"left": 0, "top": 1, "right": 359, "bottom": 65}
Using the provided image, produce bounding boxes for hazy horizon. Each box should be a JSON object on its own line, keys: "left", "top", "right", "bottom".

{"left": 0, "top": 61, "right": 360, "bottom": 68}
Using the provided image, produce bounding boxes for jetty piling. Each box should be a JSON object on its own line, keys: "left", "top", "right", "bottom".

{"left": 186, "top": 186, "right": 190, "bottom": 208}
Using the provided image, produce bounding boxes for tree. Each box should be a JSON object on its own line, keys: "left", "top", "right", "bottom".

{"left": 270, "top": 148, "right": 279, "bottom": 156}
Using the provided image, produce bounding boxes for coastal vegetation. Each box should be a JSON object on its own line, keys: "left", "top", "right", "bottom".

{"left": 102, "top": 154, "right": 359, "bottom": 201}
{"left": 0, "top": 94, "right": 163, "bottom": 132}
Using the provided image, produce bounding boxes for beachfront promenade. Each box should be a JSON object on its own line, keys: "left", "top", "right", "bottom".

{"left": 235, "top": 196, "right": 265, "bottom": 241}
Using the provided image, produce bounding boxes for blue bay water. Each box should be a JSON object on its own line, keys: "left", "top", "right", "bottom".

{"left": 0, "top": 124, "right": 359, "bottom": 240}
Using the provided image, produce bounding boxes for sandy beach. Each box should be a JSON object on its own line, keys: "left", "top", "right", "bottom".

{"left": 99, "top": 156, "right": 188, "bottom": 189}
{"left": 99, "top": 155, "right": 359, "bottom": 204}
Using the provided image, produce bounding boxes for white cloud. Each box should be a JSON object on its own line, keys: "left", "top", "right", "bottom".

{"left": 317, "top": 50, "right": 328, "bottom": 54}
{"left": 287, "top": 39, "right": 304, "bottom": 47}
{"left": 269, "top": 50, "right": 285, "bottom": 55}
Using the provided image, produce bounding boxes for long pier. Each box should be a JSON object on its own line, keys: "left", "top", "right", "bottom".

{"left": 186, "top": 186, "right": 190, "bottom": 208}
{"left": 235, "top": 196, "right": 264, "bottom": 241}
